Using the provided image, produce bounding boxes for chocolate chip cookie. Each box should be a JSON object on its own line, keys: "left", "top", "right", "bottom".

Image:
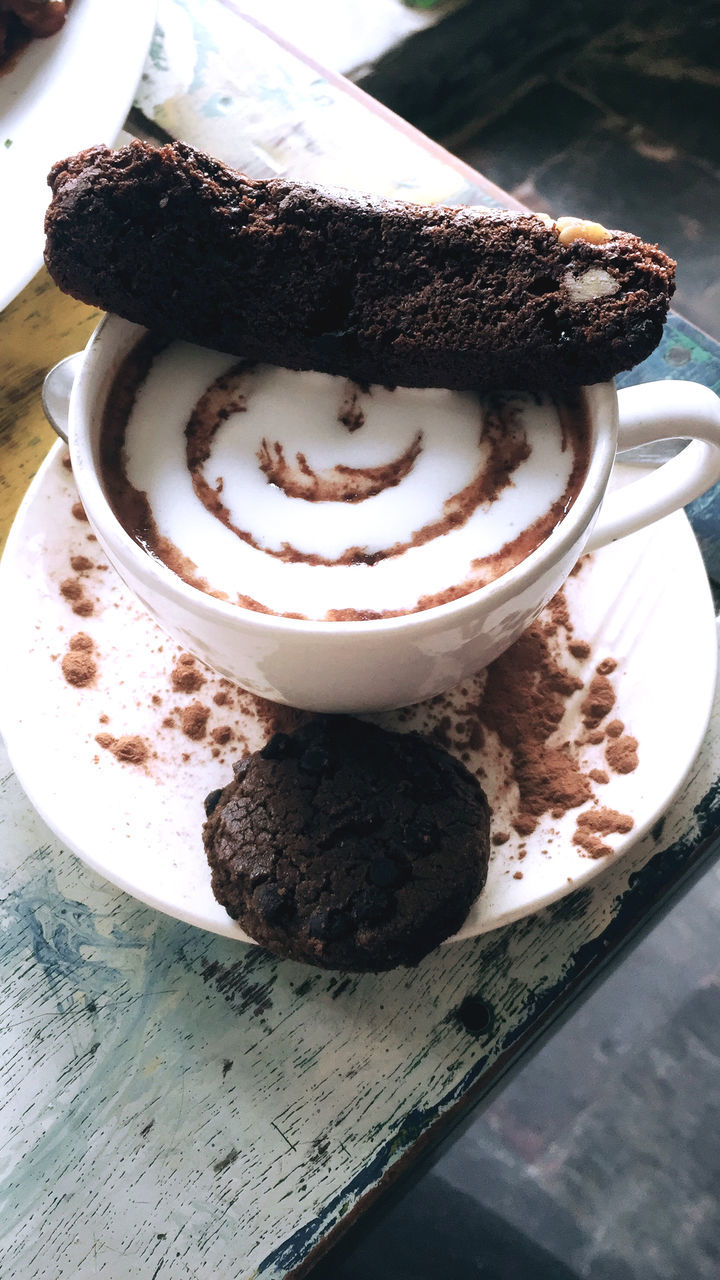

{"left": 203, "top": 716, "right": 491, "bottom": 971}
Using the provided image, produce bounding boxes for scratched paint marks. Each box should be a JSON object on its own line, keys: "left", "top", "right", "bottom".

{"left": 2, "top": 499, "right": 719, "bottom": 1280}
{"left": 0, "top": 753, "right": 540, "bottom": 1274}
{"left": 200, "top": 947, "right": 280, "bottom": 1020}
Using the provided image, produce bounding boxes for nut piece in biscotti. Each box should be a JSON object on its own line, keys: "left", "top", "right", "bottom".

{"left": 44, "top": 140, "right": 676, "bottom": 393}
{"left": 202, "top": 717, "right": 491, "bottom": 971}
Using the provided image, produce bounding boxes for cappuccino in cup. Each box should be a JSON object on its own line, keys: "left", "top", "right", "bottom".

{"left": 100, "top": 337, "right": 590, "bottom": 622}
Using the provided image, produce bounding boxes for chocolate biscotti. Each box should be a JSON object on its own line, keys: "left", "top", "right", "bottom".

{"left": 45, "top": 140, "right": 675, "bottom": 391}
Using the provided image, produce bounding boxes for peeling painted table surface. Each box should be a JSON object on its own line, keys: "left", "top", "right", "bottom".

{"left": 2, "top": 2, "right": 720, "bottom": 1277}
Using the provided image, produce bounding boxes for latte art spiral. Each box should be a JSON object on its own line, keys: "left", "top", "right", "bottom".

{"left": 100, "top": 338, "right": 590, "bottom": 620}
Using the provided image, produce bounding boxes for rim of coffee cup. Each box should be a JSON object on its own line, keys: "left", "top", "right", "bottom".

{"left": 68, "top": 315, "right": 618, "bottom": 636}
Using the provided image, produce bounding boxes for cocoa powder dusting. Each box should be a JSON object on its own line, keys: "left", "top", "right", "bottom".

{"left": 71, "top": 501, "right": 88, "bottom": 522}
{"left": 59, "top": 576, "right": 94, "bottom": 617}
{"left": 581, "top": 674, "right": 615, "bottom": 728}
{"left": 257, "top": 432, "right": 422, "bottom": 503}
{"left": 69, "top": 632, "right": 94, "bottom": 651}
{"left": 211, "top": 725, "right": 233, "bottom": 745}
{"left": 171, "top": 653, "right": 206, "bottom": 694}
{"left": 61, "top": 632, "right": 97, "bottom": 686}
{"left": 573, "top": 832, "right": 611, "bottom": 859}
{"left": 181, "top": 701, "right": 210, "bottom": 740}
{"left": 569, "top": 640, "right": 591, "bottom": 659}
{"left": 606, "top": 719, "right": 625, "bottom": 739}
{"left": 72, "top": 599, "right": 95, "bottom": 617}
{"left": 596, "top": 657, "right": 617, "bottom": 675}
{"left": 70, "top": 555, "right": 94, "bottom": 572}
{"left": 514, "top": 813, "right": 539, "bottom": 837}
{"left": 576, "top": 807, "right": 634, "bottom": 836}
{"left": 606, "top": 735, "right": 639, "bottom": 775}
{"left": 247, "top": 696, "right": 309, "bottom": 740}
{"left": 95, "top": 733, "right": 149, "bottom": 765}
{"left": 431, "top": 589, "right": 638, "bottom": 842}
{"left": 476, "top": 621, "right": 591, "bottom": 835}
{"left": 573, "top": 806, "right": 634, "bottom": 858}
{"left": 545, "top": 592, "right": 573, "bottom": 637}
{"left": 113, "top": 736, "right": 150, "bottom": 764}
{"left": 61, "top": 651, "right": 97, "bottom": 687}
{"left": 59, "top": 577, "right": 83, "bottom": 602}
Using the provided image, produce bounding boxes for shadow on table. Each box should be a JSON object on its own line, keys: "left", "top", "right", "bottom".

{"left": 308, "top": 1172, "right": 582, "bottom": 1280}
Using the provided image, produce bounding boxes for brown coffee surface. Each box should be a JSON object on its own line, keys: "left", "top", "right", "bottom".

{"left": 99, "top": 340, "right": 591, "bottom": 620}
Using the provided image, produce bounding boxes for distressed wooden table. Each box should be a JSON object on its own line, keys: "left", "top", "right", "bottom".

{"left": 2, "top": 3, "right": 720, "bottom": 1276}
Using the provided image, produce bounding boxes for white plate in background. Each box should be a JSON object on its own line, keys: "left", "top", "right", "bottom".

{"left": 0, "top": 0, "right": 156, "bottom": 312}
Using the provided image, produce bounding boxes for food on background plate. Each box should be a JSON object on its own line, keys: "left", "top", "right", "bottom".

{"left": 203, "top": 717, "right": 491, "bottom": 971}
{"left": 0, "top": 0, "right": 68, "bottom": 66}
{"left": 44, "top": 140, "right": 676, "bottom": 393}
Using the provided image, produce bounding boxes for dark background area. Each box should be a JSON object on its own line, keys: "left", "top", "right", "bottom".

{"left": 357, "top": 0, "right": 720, "bottom": 339}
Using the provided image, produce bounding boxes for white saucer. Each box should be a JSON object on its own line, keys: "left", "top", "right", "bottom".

{"left": 0, "top": 443, "right": 716, "bottom": 943}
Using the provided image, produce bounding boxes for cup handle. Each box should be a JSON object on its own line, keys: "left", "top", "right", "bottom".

{"left": 586, "top": 380, "right": 720, "bottom": 553}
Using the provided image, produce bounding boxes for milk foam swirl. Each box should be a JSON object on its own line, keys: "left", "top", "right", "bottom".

{"left": 101, "top": 339, "right": 590, "bottom": 620}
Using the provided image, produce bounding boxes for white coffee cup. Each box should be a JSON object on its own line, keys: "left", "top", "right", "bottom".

{"left": 66, "top": 315, "right": 720, "bottom": 712}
